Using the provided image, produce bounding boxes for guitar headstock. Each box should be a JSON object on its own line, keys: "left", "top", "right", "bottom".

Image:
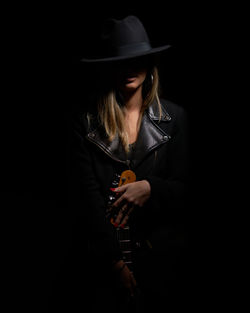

{"left": 118, "top": 170, "right": 136, "bottom": 187}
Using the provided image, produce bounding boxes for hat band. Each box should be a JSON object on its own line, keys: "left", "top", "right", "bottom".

{"left": 108, "top": 41, "right": 152, "bottom": 57}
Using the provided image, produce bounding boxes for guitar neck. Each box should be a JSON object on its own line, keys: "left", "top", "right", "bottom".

{"left": 116, "top": 225, "right": 133, "bottom": 271}
{"left": 106, "top": 170, "right": 137, "bottom": 271}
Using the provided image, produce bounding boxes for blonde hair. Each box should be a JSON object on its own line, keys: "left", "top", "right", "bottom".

{"left": 97, "top": 66, "right": 162, "bottom": 153}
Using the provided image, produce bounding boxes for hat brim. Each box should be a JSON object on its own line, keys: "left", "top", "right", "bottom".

{"left": 80, "top": 45, "right": 171, "bottom": 63}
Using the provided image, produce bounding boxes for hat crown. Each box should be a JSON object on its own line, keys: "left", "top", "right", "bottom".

{"left": 81, "top": 15, "right": 171, "bottom": 62}
{"left": 101, "top": 15, "right": 151, "bottom": 47}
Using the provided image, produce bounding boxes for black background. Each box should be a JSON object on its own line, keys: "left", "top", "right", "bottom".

{"left": 1, "top": 2, "right": 240, "bottom": 311}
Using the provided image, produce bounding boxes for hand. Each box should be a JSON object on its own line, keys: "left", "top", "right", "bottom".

{"left": 113, "top": 180, "right": 151, "bottom": 208}
{"left": 113, "top": 260, "right": 137, "bottom": 297}
{"left": 112, "top": 180, "right": 151, "bottom": 226}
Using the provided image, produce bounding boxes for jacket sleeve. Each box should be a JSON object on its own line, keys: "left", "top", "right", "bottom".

{"left": 143, "top": 106, "right": 190, "bottom": 220}
{"left": 68, "top": 113, "right": 122, "bottom": 263}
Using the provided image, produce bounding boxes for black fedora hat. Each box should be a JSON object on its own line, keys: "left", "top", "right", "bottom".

{"left": 81, "top": 15, "right": 171, "bottom": 63}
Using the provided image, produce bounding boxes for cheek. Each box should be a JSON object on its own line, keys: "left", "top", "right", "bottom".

{"left": 139, "top": 70, "right": 147, "bottom": 79}
{"left": 139, "top": 73, "right": 146, "bottom": 82}
{"left": 134, "top": 71, "right": 147, "bottom": 86}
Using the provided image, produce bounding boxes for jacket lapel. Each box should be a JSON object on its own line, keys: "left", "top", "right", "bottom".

{"left": 86, "top": 126, "right": 128, "bottom": 163}
{"left": 86, "top": 98, "right": 171, "bottom": 168}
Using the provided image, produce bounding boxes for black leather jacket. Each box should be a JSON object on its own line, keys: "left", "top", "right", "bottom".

{"left": 69, "top": 97, "right": 190, "bottom": 263}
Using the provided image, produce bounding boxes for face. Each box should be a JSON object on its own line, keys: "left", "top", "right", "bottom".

{"left": 113, "top": 57, "right": 149, "bottom": 93}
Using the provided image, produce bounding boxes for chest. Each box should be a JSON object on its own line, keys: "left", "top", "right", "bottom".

{"left": 125, "top": 113, "right": 140, "bottom": 144}
{"left": 88, "top": 140, "right": 173, "bottom": 196}
{"left": 85, "top": 110, "right": 176, "bottom": 193}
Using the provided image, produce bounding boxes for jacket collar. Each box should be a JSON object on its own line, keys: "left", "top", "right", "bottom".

{"left": 147, "top": 98, "right": 171, "bottom": 122}
{"left": 86, "top": 98, "right": 171, "bottom": 168}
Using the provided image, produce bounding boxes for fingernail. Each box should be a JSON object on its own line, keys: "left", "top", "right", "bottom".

{"left": 120, "top": 223, "right": 125, "bottom": 229}
{"left": 114, "top": 222, "right": 119, "bottom": 227}
{"left": 110, "top": 188, "right": 116, "bottom": 191}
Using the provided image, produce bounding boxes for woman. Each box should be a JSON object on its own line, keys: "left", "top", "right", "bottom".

{"left": 69, "top": 15, "right": 190, "bottom": 312}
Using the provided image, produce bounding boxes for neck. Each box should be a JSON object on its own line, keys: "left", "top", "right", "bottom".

{"left": 122, "top": 86, "right": 143, "bottom": 113}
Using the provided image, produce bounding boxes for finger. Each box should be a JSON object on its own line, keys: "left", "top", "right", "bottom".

{"left": 114, "top": 210, "right": 123, "bottom": 225}
{"left": 112, "top": 193, "right": 126, "bottom": 208}
{"left": 127, "top": 205, "right": 135, "bottom": 215}
{"left": 113, "top": 184, "right": 127, "bottom": 193}
{"left": 120, "top": 205, "right": 135, "bottom": 227}
{"left": 120, "top": 214, "right": 129, "bottom": 228}
{"left": 109, "top": 204, "right": 120, "bottom": 222}
{"left": 114, "top": 203, "right": 128, "bottom": 225}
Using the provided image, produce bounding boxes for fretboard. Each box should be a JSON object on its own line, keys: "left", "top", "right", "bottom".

{"left": 116, "top": 225, "right": 133, "bottom": 271}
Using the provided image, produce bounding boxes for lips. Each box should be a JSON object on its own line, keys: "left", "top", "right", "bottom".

{"left": 125, "top": 77, "right": 136, "bottom": 82}
{"left": 123, "top": 72, "right": 137, "bottom": 82}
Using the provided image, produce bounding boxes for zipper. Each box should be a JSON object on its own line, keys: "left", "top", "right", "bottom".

{"left": 154, "top": 150, "right": 158, "bottom": 163}
{"left": 126, "top": 159, "right": 131, "bottom": 170}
